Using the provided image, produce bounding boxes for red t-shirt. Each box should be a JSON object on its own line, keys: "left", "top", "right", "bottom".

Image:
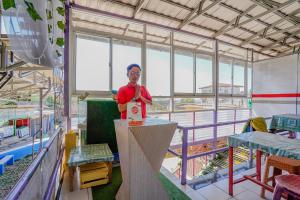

{"left": 117, "top": 83, "right": 152, "bottom": 119}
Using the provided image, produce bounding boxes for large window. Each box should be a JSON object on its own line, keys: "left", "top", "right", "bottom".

{"left": 248, "top": 65, "right": 252, "bottom": 95}
{"left": 233, "top": 61, "right": 245, "bottom": 95}
{"left": 112, "top": 40, "right": 141, "bottom": 90}
{"left": 76, "top": 36, "right": 110, "bottom": 91}
{"left": 146, "top": 43, "right": 170, "bottom": 96}
{"left": 218, "top": 57, "right": 246, "bottom": 96}
{"left": 174, "top": 50, "right": 193, "bottom": 93}
{"left": 219, "top": 57, "right": 232, "bottom": 94}
{"left": 196, "top": 54, "right": 213, "bottom": 93}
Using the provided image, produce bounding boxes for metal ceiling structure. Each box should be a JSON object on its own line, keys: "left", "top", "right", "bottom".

{"left": 70, "top": 0, "right": 300, "bottom": 58}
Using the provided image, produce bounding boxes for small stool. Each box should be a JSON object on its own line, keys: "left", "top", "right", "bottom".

{"left": 261, "top": 155, "right": 300, "bottom": 198}
{"left": 79, "top": 161, "right": 112, "bottom": 189}
{"left": 273, "top": 175, "right": 300, "bottom": 200}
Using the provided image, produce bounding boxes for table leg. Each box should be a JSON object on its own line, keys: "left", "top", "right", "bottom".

{"left": 256, "top": 150, "right": 262, "bottom": 181}
{"left": 229, "top": 146, "right": 234, "bottom": 196}
{"left": 107, "top": 162, "right": 112, "bottom": 182}
{"left": 69, "top": 166, "right": 75, "bottom": 192}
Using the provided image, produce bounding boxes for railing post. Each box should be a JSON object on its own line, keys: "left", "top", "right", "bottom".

{"left": 212, "top": 110, "right": 218, "bottom": 158}
{"left": 181, "top": 128, "right": 188, "bottom": 185}
{"left": 234, "top": 109, "right": 236, "bottom": 133}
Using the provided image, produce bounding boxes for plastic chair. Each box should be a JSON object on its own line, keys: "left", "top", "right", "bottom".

{"left": 242, "top": 117, "right": 268, "bottom": 133}
{"left": 273, "top": 174, "right": 300, "bottom": 200}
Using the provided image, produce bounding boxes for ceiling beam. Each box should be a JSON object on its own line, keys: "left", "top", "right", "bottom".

{"left": 242, "top": 22, "right": 300, "bottom": 46}
{"left": 251, "top": 0, "right": 300, "bottom": 25}
{"left": 133, "top": 0, "right": 148, "bottom": 18}
{"left": 218, "top": 0, "right": 296, "bottom": 36}
{"left": 240, "top": 17, "right": 286, "bottom": 46}
{"left": 212, "top": 4, "right": 257, "bottom": 38}
{"left": 219, "top": 1, "right": 300, "bottom": 41}
{"left": 275, "top": 44, "right": 300, "bottom": 57}
{"left": 178, "top": 0, "right": 222, "bottom": 29}
{"left": 202, "top": 13, "right": 291, "bottom": 49}
{"left": 159, "top": 0, "right": 298, "bottom": 50}
{"left": 71, "top": 2, "right": 278, "bottom": 56}
{"left": 260, "top": 29, "right": 300, "bottom": 51}
{"left": 123, "top": 24, "right": 130, "bottom": 35}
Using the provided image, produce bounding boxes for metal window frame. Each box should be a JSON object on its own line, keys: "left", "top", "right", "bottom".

{"left": 72, "top": 26, "right": 253, "bottom": 111}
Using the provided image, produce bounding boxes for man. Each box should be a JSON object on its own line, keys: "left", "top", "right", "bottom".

{"left": 117, "top": 64, "right": 152, "bottom": 119}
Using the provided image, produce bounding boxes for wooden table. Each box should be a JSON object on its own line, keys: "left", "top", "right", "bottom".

{"left": 114, "top": 118, "right": 177, "bottom": 200}
{"left": 228, "top": 131, "right": 300, "bottom": 196}
{"left": 67, "top": 143, "right": 114, "bottom": 191}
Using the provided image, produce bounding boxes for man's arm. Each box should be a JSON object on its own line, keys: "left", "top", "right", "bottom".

{"left": 118, "top": 103, "right": 127, "bottom": 112}
{"left": 139, "top": 86, "right": 152, "bottom": 105}
{"left": 117, "top": 88, "right": 127, "bottom": 112}
{"left": 140, "top": 96, "right": 152, "bottom": 105}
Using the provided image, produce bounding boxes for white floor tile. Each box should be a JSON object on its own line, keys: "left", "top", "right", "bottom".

{"left": 186, "top": 190, "right": 207, "bottom": 200}
{"left": 60, "top": 189, "right": 89, "bottom": 200}
{"left": 214, "top": 178, "right": 247, "bottom": 196}
{"left": 235, "top": 190, "right": 264, "bottom": 200}
{"left": 239, "top": 180, "right": 262, "bottom": 195}
{"left": 60, "top": 168, "right": 89, "bottom": 200}
{"left": 197, "top": 184, "right": 232, "bottom": 200}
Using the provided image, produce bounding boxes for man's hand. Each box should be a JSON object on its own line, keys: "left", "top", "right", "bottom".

{"left": 135, "top": 84, "right": 141, "bottom": 99}
{"left": 118, "top": 103, "right": 127, "bottom": 112}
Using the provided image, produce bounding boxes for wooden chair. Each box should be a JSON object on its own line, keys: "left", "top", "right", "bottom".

{"left": 273, "top": 174, "right": 300, "bottom": 200}
{"left": 260, "top": 155, "right": 300, "bottom": 198}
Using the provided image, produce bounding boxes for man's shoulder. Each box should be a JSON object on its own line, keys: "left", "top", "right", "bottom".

{"left": 140, "top": 85, "right": 148, "bottom": 90}
{"left": 118, "top": 85, "right": 129, "bottom": 92}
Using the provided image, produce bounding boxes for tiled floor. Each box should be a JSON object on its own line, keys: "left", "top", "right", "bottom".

{"left": 59, "top": 168, "right": 92, "bottom": 200}
{"left": 60, "top": 165, "right": 281, "bottom": 200}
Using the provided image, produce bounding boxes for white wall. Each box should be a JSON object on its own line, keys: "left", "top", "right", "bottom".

{"left": 252, "top": 54, "right": 300, "bottom": 117}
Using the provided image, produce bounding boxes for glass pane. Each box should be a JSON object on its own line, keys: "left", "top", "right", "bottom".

{"left": 146, "top": 43, "right": 170, "bottom": 96}
{"left": 174, "top": 50, "right": 193, "bottom": 93}
{"left": 248, "top": 66, "right": 252, "bottom": 96}
{"left": 174, "top": 98, "right": 214, "bottom": 111}
{"left": 112, "top": 40, "right": 141, "bottom": 90}
{"left": 196, "top": 54, "right": 213, "bottom": 93}
{"left": 218, "top": 97, "right": 247, "bottom": 109}
{"left": 147, "top": 98, "right": 171, "bottom": 113}
{"left": 76, "top": 36, "right": 110, "bottom": 91}
{"left": 219, "top": 57, "right": 232, "bottom": 94}
{"left": 233, "top": 61, "right": 245, "bottom": 95}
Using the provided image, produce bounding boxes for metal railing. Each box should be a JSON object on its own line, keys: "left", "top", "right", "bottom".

{"left": 4, "top": 127, "right": 64, "bottom": 200}
{"left": 166, "top": 109, "right": 271, "bottom": 185}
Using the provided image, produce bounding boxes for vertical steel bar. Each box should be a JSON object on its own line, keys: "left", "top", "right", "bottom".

{"left": 229, "top": 146, "right": 234, "bottom": 196}
{"left": 39, "top": 88, "right": 43, "bottom": 152}
{"left": 170, "top": 31, "right": 174, "bottom": 112}
{"left": 192, "top": 111, "right": 195, "bottom": 177}
{"left": 64, "top": 0, "right": 71, "bottom": 131}
{"left": 213, "top": 40, "right": 219, "bottom": 156}
{"left": 109, "top": 37, "right": 113, "bottom": 90}
{"left": 181, "top": 128, "right": 188, "bottom": 185}
{"left": 142, "top": 24, "right": 147, "bottom": 86}
{"left": 234, "top": 109, "right": 236, "bottom": 133}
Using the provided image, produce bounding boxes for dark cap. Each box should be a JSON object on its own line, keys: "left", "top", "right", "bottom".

{"left": 127, "top": 64, "right": 141, "bottom": 72}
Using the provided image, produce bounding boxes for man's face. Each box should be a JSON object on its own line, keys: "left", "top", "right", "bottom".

{"left": 128, "top": 66, "right": 141, "bottom": 83}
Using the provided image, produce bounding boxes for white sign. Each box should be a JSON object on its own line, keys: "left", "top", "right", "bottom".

{"left": 127, "top": 102, "right": 142, "bottom": 123}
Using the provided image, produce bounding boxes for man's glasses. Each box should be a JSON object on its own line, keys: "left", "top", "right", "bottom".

{"left": 129, "top": 71, "right": 141, "bottom": 76}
